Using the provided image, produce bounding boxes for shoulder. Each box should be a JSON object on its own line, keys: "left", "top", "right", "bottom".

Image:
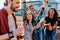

{"left": 0, "top": 9, "right": 3, "bottom": 17}
{"left": 45, "top": 16, "right": 49, "bottom": 18}
{"left": 0, "top": 8, "right": 7, "bottom": 16}
{"left": 0, "top": 9, "right": 3, "bottom": 14}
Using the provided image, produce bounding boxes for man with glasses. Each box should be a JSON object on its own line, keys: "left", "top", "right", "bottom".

{"left": 28, "top": 0, "right": 48, "bottom": 40}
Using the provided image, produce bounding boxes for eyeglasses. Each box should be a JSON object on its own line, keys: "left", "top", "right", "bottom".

{"left": 30, "top": 7, "right": 34, "bottom": 9}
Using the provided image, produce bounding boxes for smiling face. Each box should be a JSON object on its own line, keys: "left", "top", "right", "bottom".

{"left": 27, "top": 12, "right": 33, "bottom": 20}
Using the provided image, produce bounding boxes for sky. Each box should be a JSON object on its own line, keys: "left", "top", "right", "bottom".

{"left": 0, "top": 0, "right": 60, "bottom": 9}
{"left": 0, "top": 0, "right": 21, "bottom": 9}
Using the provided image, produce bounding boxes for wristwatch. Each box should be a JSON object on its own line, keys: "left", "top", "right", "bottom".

{"left": 8, "top": 31, "right": 14, "bottom": 38}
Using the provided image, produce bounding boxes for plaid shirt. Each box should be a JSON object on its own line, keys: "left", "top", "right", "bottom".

{"left": 34, "top": 5, "right": 45, "bottom": 23}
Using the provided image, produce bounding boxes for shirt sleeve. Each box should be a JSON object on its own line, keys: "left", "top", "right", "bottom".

{"left": 0, "top": 10, "right": 1, "bottom": 35}
{"left": 44, "top": 17, "right": 48, "bottom": 21}
{"left": 35, "top": 5, "right": 45, "bottom": 17}
{"left": 0, "top": 10, "right": 1, "bottom": 26}
{"left": 0, "top": 19, "right": 1, "bottom": 26}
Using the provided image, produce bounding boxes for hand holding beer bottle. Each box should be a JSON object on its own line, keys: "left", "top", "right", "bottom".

{"left": 43, "top": 0, "right": 50, "bottom": 7}
{"left": 18, "top": 22, "right": 25, "bottom": 36}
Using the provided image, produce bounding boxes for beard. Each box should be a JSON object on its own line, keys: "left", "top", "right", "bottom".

{"left": 10, "top": 3, "right": 18, "bottom": 12}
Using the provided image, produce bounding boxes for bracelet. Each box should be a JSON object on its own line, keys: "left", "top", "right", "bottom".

{"left": 8, "top": 31, "right": 14, "bottom": 38}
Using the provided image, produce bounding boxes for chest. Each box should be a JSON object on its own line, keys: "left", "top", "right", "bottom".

{"left": 25, "top": 24, "right": 33, "bottom": 31}
{"left": 46, "top": 18, "right": 56, "bottom": 26}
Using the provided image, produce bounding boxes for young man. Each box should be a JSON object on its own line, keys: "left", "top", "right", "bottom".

{"left": 0, "top": 0, "right": 22, "bottom": 40}
{"left": 28, "top": 1, "right": 47, "bottom": 19}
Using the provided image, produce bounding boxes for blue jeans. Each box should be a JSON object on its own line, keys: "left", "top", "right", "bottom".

{"left": 37, "top": 28, "right": 42, "bottom": 40}
{"left": 45, "top": 29, "right": 55, "bottom": 40}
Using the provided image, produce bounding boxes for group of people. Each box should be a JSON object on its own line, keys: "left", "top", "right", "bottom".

{"left": 0, "top": 0, "right": 59, "bottom": 40}
{"left": 23, "top": 3, "right": 58, "bottom": 40}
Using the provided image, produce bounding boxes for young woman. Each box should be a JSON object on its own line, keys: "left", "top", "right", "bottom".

{"left": 44, "top": 8, "right": 58, "bottom": 40}
{"left": 23, "top": 11, "right": 36, "bottom": 40}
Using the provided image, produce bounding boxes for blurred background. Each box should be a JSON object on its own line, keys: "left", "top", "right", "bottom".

{"left": 0, "top": 0, "right": 60, "bottom": 16}
{"left": 0, "top": 0, "right": 60, "bottom": 40}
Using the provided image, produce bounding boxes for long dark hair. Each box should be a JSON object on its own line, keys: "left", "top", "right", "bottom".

{"left": 23, "top": 12, "right": 36, "bottom": 26}
{"left": 48, "top": 8, "right": 58, "bottom": 20}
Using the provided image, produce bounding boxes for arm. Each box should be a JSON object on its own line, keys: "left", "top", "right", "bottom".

{"left": 54, "top": 21, "right": 58, "bottom": 33}
{"left": 36, "top": 20, "right": 44, "bottom": 29}
{"left": 44, "top": 20, "right": 51, "bottom": 27}
{"left": 36, "top": 17, "right": 45, "bottom": 29}
{"left": 0, "top": 27, "right": 22, "bottom": 40}
{"left": 35, "top": 1, "right": 47, "bottom": 16}
{"left": 0, "top": 33, "right": 9, "bottom": 40}
{"left": 34, "top": 26, "right": 36, "bottom": 30}
{"left": 54, "top": 21, "right": 58, "bottom": 27}
{"left": 43, "top": 20, "right": 47, "bottom": 26}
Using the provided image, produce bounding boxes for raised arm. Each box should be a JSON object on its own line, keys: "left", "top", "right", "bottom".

{"left": 35, "top": 0, "right": 48, "bottom": 16}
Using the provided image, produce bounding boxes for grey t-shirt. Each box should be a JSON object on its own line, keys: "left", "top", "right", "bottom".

{"left": 8, "top": 16, "right": 17, "bottom": 40}
{"left": 24, "top": 23, "right": 33, "bottom": 40}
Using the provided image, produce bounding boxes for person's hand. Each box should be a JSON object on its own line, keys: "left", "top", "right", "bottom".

{"left": 44, "top": 23, "right": 51, "bottom": 26}
{"left": 13, "top": 25, "right": 25, "bottom": 36}
{"left": 13, "top": 27, "right": 21, "bottom": 36}
{"left": 48, "top": 23, "right": 51, "bottom": 26}
{"left": 39, "top": 21, "right": 44, "bottom": 27}
{"left": 34, "top": 26, "right": 36, "bottom": 30}
{"left": 19, "top": 25, "right": 25, "bottom": 35}
{"left": 43, "top": 0, "right": 50, "bottom": 7}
